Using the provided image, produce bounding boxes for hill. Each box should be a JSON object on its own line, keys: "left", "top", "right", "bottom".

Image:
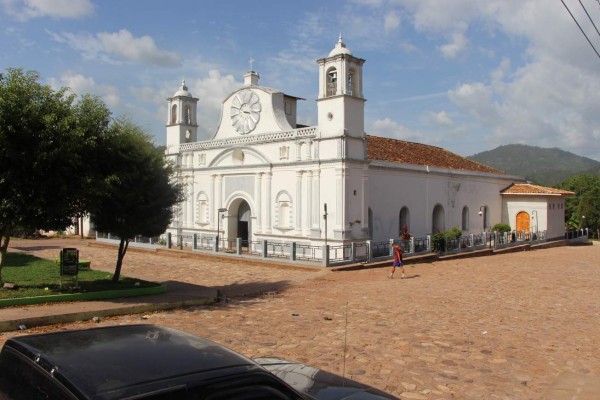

{"left": 467, "top": 144, "right": 600, "bottom": 186}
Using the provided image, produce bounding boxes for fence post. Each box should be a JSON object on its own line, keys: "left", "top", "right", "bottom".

{"left": 351, "top": 242, "right": 357, "bottom": 261}
{"left": 322, "top": 245, "right": 330, "bottom": 267}
{"left": 389, "top": 239, "right": 395, "bottom": 256}
{"left": 426, "top": 235, "right": 431, "bottom": 252}
{"left": 409, "top": 237, "right": 414, "bottom": 254}
{"left": 234, "top": 237, "right": 241, "bottom": 255}
{"left": 167, "top": 232, "right": 172, "bottom": 249}
{"left": 192, "top": 234, "right": 197, "bottom": 250}
{"left": 291, "top": 242, "right": 297, "bottom": 261}
{"left": 214, "top": 235, "right": 219, "bottom": 252}
{"left": 262, "top": 240, "right": 268, "bottom": 258}
{"left": 366, "top": 240, "right": 372, "bottom": 263}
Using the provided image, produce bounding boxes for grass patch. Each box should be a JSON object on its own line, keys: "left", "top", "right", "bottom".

{"left": 1, "top": 252, "right": 160, "bottom": 300}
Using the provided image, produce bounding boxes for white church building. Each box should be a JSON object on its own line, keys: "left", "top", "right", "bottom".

{"left": 164, "top": 36, "right": 572, "bottom": 250}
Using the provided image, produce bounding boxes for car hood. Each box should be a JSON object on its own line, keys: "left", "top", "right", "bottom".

{"left": 255, "top": 357, "right": 398, "bottom": 400}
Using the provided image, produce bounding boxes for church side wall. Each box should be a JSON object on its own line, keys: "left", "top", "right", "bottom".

{"left": 367, "top": 165, "right": 516, "bottom": 241}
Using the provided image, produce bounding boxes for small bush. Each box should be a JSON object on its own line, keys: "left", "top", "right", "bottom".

{"left": 431, "top": 227, "right": 462, "bottom": 252}
{"left": 492, "top": 223, "right": 511, "bottom": 233}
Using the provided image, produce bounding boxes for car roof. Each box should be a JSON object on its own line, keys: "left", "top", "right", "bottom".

{"left": 4, "top": 324, "right": 262, "bottom": 399}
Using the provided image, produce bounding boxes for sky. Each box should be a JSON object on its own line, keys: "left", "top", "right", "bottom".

{"left": 2, "top": 0, "right": 600, "bottom": 161}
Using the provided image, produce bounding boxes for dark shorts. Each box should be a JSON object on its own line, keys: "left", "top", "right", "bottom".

{"left": 394, "top": 261, "right": 403, "bottom": 267}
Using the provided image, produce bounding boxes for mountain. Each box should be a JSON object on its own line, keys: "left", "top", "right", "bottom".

{"left": 467, "top": 144, "right": 600, "bottom": 186}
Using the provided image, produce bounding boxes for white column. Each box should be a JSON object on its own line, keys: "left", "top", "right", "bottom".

{"left": 312, "top": 170, "right": 320, "bottom": 229}
{"left": 255, "top": 172, "right": 263, "bottom": 232}
{"left": 335, "top": 168, "right": 344, "bottom": 227}
{"left": 306, "top": 171, "right": 313, "bottom": 235}
{"left": 361, "top": 166, "right": 369, "bottom": 230}
{"left": 265, "top": 172, "right": 272, "bottom": 233}
{"left": 187, "top": 175, "right": 194, "bottom": 227}
{"left": 210, "top": 174, "right": 216, "bottom": 229}
{"left": 216, "top": 174, "right": 223, "bottom": 225}
{"left": 295, "top": 170, "right": 303, "bottom": 233}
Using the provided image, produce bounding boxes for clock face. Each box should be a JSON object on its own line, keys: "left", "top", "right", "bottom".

{"left": 230, "top": 90, "right": 261, "bottom": 134}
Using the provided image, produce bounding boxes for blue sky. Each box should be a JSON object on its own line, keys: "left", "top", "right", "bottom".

{"left": 2, "top": 0, "right": 600, "bottom": 161}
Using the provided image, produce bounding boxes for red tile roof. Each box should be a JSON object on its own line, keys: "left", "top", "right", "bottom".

{"left": 500, "top": 183, "right": 574, "bottom": 196}
{"left": 366, "top": 135, "right": 504, "bottom": 174}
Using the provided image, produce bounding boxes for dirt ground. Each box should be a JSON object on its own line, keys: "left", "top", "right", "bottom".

{"left": 2, "top": 239, "right": 599, "bottom": 399}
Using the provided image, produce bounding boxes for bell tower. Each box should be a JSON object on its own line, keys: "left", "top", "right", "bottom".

{"left": 316, "top": 35, "right": 366, "bottom": 139}
{"left": 166, "top": 80, "right": 198, "bottom": 154}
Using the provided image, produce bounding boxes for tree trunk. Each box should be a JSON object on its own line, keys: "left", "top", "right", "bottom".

{"left": 112, "top": 238, "right": 130, "bottom": 283}
{"left": 0, "top": 226, "right": 13, "bottom": 283}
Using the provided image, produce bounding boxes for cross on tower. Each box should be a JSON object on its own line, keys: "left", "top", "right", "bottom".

{"left": 248, "top": 57, "right": 255, "bottom": 71}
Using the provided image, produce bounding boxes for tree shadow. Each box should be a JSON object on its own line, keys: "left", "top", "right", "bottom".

{"left": 10, "top": 245, "right": 63, "bottom": 252}
{"left": 103, "top": 279, "right": 297, "bottom": 305}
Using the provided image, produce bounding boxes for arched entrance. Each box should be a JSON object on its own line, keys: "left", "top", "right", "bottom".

{"left": 238, "top": 201, "right": 251, "bottom": 242}
{"left": 516, "top": 211, "right": 530, "bottom": 233}
{"left": 432, "top": 204, "right": 445, "bottom": 233}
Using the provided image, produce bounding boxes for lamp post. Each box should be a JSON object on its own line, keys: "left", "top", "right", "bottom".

{"left": 216, "top": 207, "right": 227, "bottom": 252}
{"left": 478, "top": 206, "right": 485, "bottom": 232}
{"left": 582, "top": 215, "right": 586, "bottom": 229}
{"left": 531, "top": 210, "right": 538, "bottom": 238}
{"left": 323, "top": 203, "right": 328, "bottom": 248}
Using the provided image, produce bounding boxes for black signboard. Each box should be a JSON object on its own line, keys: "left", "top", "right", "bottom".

{"left": 60, "top": 248, "right": 79, "bottom": 276}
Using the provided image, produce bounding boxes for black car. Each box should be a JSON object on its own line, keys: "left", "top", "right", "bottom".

{"left": 0, "top": 324, "right": 397, "bottom": 400}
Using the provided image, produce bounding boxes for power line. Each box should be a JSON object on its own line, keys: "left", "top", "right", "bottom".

{"left": 560, "top": 0, "right": 600, "bottom": 59}
{"left": 578, "top": 0, "right": 600, "bottom": 39}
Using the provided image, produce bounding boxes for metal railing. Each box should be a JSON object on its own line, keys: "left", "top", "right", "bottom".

{"left": 96, "top": 227, "right": 577, "bottom": 267}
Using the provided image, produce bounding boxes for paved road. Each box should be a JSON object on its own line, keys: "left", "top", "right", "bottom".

{"left": 2, "top": 238, "right": 600, "bottom": 400}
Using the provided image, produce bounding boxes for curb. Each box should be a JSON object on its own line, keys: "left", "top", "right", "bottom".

{"left": 0, "top": 295, "right": 216, "bottom": 333}
{"left": 0, "top": 285, "right": 166, "bottom": 308}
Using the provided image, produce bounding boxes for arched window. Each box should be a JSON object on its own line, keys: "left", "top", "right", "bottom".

{"left": 347, "top": 69, "right": 355, "bottom": 96}
{"left": 184, "top": 105, "right": 191, "bottom": 124}
{"left": 196, "top": 193, "right": 208, "bottom": 224}
{"left": 432, "top": 204, "right": 445, "bottom": 234}
{"left": 327, "top": 68, "right": 337, "bottom": 96}
{"left": 399, "top": 207, "right": 410, "bottom": 236}
{"left": 171, "top": 104, "right": 177, "bottom": 124}
{"left": 275, "top": 192, "right": 292, "bottom": 229}
{"left": 462, "top": 206, "right": 469, "bottom": 231}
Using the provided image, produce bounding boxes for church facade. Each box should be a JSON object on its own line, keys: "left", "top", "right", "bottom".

{"left": 164, "top": 37, "right": 570, "bottom": 248}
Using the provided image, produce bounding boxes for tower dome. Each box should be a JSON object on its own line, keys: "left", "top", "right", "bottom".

{"left": 328, "top": 34, "right": 352, "bottom": 57}
{"left": 173, "top": 80, "right": 192, "bottom": 97}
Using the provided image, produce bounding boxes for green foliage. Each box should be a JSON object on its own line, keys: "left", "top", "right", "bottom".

{"left": 89, "top": 117, "right": 184, "bottom": 281}
{"left": 431, "top": 227, "right": 462, "bottom": 252}
{"left": 0, "top": 68, "right": 112, "bottom": 281}
{"left": 556, "top": 174, "right": 600, "bottom": 230}
{"left": 492, "top": 223, "right": 512, "bottom": 233}
{"left": 468, "top": 144, "right": 600, "bottom": 186}
{"left": 0, "top": 252, "right": 158, "bottom": 299}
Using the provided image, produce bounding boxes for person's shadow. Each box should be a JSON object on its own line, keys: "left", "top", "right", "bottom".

{"left": 403, "top": 275, "right": 420, "bottom": 279}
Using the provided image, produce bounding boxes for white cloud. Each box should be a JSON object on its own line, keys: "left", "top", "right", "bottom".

{"left": 49, "top": 29, "right": 181, "bottom": 67}
{"left": 384, "top": 11, "right": 401, "bottom": 33}
{"left": 439, "top": 32, "right": 468, "bottom": 59}
{"left": 49, "top": 71, "right": 120, "bottom": 108}
{"left": 1, "top": 0, "right": 93, "bottom": 21}
{"left": 372, "top": 117, "right": 426, "bottom": 142}
{"left": 429, "top": 111, "right": 454, "bottom": 127}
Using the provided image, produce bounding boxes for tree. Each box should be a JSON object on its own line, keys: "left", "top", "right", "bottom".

{"left": 557, "top": 174, "right": 600, "bottom": 231}
{"left": 90, "top": 118, "right": 183, "bottom": 282}
{"left": 0, "top": 68, "right": 111, "bottom": 281}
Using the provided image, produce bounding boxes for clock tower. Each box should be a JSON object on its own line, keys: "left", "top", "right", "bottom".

{"left": 316, "top": 35, "right": 366, "bottom": 139}
{"left": 166, "top": 80, "right": 198, "bottom": 155}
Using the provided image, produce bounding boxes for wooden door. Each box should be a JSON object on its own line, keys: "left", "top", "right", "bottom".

{"left": 516, "top": 211, "right": 530, "bottom": 232}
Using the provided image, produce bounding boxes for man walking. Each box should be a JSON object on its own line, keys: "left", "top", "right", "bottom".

{"left": 389, "top": 242, "right": 404, "bottom": 279}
